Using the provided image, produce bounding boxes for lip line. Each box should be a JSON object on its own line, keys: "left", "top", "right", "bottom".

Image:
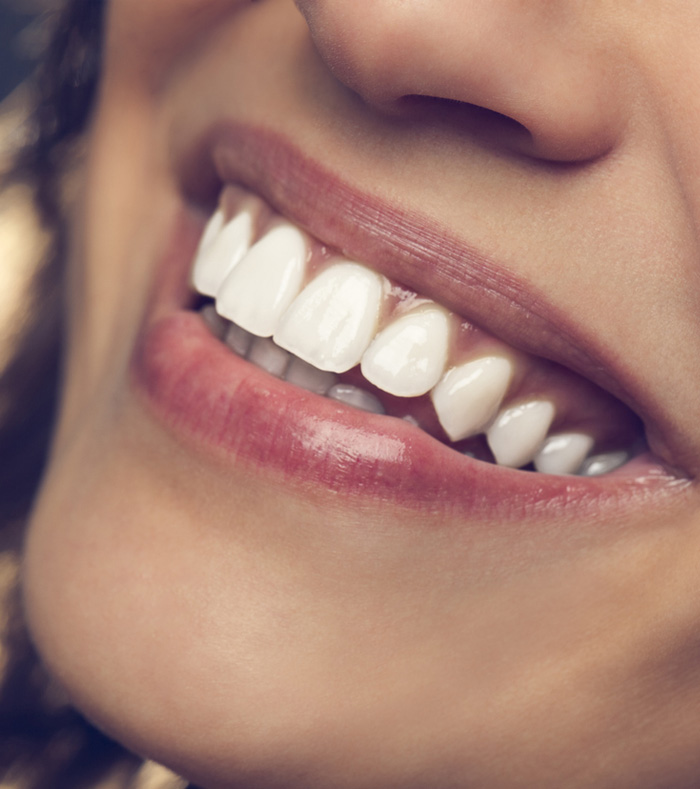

{"left": 178, "top": 121, "right": 689, "bottom": 478}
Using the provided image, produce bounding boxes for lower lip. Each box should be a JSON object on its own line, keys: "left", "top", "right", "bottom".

{"left": 131, "top": 211, "right": 680, "bottom": 525}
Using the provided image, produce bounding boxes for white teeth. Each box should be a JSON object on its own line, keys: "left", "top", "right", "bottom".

{"left": 215, "top": 222, "right": 309, "bottom": 337}
{"left": 327, "top": 384, "right": 385, "bottom": 415}
{"left": 578, "top": 451, "right": 630, "bottom": 477}
{"left": 431, "top": 356, "right": 513, "bottom": 442}
{"left": 486, "top": 400, "right": 555, "bottom": 468}
{"left": 200, "top": 303, "right": 228, "bottom": 340}
{"left": 192, "top": 205, "right": 256, "bottom": 297}
{"left": 533, "top": 432, "right": 595, "bottom": 476}
{"left": 225, "top": 322, "right": 253, "bottom": 357}
{"left": 247, "top": 337, "right": 290, "bottom": 378}
{"left": 285, "top": 357, "right": 338, "bottom": 395}
{"left": 194, "top": 208, "right": 224, "bottom": 257}
{"left": 361, "top": 305, "right": 450, "bottom": 398}
{"left": 273, "top": 261, "right": 385, "bottom": 373}
{"left": 193, "top": 202, "right": 633, "bottom": 479}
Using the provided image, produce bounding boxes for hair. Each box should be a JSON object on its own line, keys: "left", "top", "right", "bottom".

{"left": 0, "top": 2, "right": 164, "bottom": 786}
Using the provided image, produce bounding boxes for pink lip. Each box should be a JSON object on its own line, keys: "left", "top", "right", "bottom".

{"left": 132, "top": 124, "right": 686, "bottom": 523}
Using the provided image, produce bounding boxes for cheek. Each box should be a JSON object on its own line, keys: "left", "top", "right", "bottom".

{"left": 104, "top": 0, "right": 254, "bottom": 90}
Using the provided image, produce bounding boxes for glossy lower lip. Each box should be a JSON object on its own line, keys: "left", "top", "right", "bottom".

{"left": 134, "top": 307, "right": 681, "bottom": 521}
{"left": 131, "top": 203, "right": 683, "bottom": 523}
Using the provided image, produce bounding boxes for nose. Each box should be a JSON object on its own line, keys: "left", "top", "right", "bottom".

{"left": 294, "top": 0, "right": 624, "bottom": 162}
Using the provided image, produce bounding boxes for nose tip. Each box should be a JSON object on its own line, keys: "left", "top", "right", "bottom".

{"left": 295, "top": 0, "right": 624, "bottom": 163}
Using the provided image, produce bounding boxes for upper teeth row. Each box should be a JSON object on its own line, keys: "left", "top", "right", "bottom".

{"left": 191, "top": 193, "right": 625, "bottom": 476}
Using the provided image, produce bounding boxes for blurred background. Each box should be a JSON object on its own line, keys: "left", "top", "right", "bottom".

{"left": 0, "top": 0, "right": 52, "bottom": 367}
{"left": 0, "top": 0, "right": 50, "bottom": 734}
{"left": 0, "top": 0, "right": 48, "bottom": 101}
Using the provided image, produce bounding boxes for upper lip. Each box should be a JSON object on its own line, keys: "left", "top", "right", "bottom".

{"left": 176, "top": 121, "right": 693, "bottom": 480}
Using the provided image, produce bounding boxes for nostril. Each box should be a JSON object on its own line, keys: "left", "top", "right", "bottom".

{"left": 396, "top": 94, "right": 533, "bottom": 153}
{"left": 295, "top": 0, "right": 623, "bottom": 165}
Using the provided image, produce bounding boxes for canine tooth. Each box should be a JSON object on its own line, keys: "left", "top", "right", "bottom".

{"left": 192, "top": 206, "right": 255, "bottom": 297}
{"left": 274, "top": 262, "right": 384, "bottom": 373}
{"left": 216, "top": 222, "right": 309, "bottom": 337}
{"left": 225, "top": 322, "right": 253, "bottom": 357}
{"left": 578, "top": 451, "right": 629, "bottom": 477}
{"left": 200, "top": 303, "right": 228, "bottom": 340}
{"left": 431, "top": 356, "right": 513, "bottom": 442}
{"left": 486, "top": 400, "right": 555, "bottom": 468}
{"left": 327, "top": 384, "right": 385, "bottom": 415}
{"left": 285, "top": 357, "right": 338, "bottom": 395}
{"left": 533, "top": 433, "right": 595, "bottom": 475}
{"left": 247, "top": 337, "right": 290, "bottom": 378}
{"left": 361, "top": 305, "right": 450, "bottom": 397}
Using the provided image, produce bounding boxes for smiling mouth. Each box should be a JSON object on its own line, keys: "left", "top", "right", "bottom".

{"left": 189, "top": 184, "right": 644, "bottom": 477}
{"left": 132, "top": 124, "right": 686, "bottom": 518}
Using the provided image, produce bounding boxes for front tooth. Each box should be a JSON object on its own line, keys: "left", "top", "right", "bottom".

{"left": 360, "top": 305, "right": 450, "bottom": 398}
{"left": 533, "top": 433, "right": 595, "bottom": 475}
{"left": 273, "top": 262, "right": 385, "bottom": 373}
{"left": 431, "top": 356, "right": 513, "bottom": 442}
{"left": 327, "top": 384, "right": 385, "bottom": 415}
{"left": 285, "top": 357, "right": 338, "bottom": 395}
{"left": 486, "top": 400, "right": 555, "bottom": 468}
{"left": 578, "top": 451, "right": 630, "bottom": 477}
{"left": 192, "top": 205, "right": 255, "bottom": 297}
{"left": 247, "top": 337, "right": 290, "bottom": 378}
{"left": 216, "top": 222, "right": 309, "bottom": 337}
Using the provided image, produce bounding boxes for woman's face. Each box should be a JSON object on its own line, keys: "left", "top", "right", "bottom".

{"left": 22, "top": 1, "right": 700, "bottom": 786}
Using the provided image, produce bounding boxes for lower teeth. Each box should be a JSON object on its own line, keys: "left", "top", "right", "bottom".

{"left": 578, "top": 451, "right": 630, "bottom": 477}
{"left": 286, "top": 357, "right": 338, "bottom": 396}
{"left": 198, "top": 303, "right": 637, "bottom": 476}
{"left": 327, "top": 384, "right": 385, "bottom": 415}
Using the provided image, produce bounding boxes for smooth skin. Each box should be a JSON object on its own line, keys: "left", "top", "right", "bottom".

{"left": 23, "top": 1, "right": 700, "bottom": 787}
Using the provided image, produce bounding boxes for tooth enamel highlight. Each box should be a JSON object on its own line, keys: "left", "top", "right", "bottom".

{"left": 225, "top": 322, "right": 253, "bottom": 357}
{"left": 327, "top": 384, "right": 385, "bottom": 415}
{"left": 193, "top": 206, "right": 256, "bottom": 297}
{"left": 247, "top": 337, "right": 291, "bottom": 378}
{"left": 360, "top": 305, "right": 450, "bottom": 398}
{"left": 285, "top": 357, "right": 338, "bottom": 395}
{"left": 215, "top": 222, "right": 309, "bottom": 337}
{"left": 579, "top": 451, "right": 629, "bottom": 477}
{"left": 274, "top": 261, "right": 385, "bottom": 373}
{"left": 486, "top": 400, "right": 556, "bottom": 468}
{"left": 431, "top": 356, "right": 513, "bottom": 442}
{"left": 533, "top": 432, "right": 595, "bottom": 475}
